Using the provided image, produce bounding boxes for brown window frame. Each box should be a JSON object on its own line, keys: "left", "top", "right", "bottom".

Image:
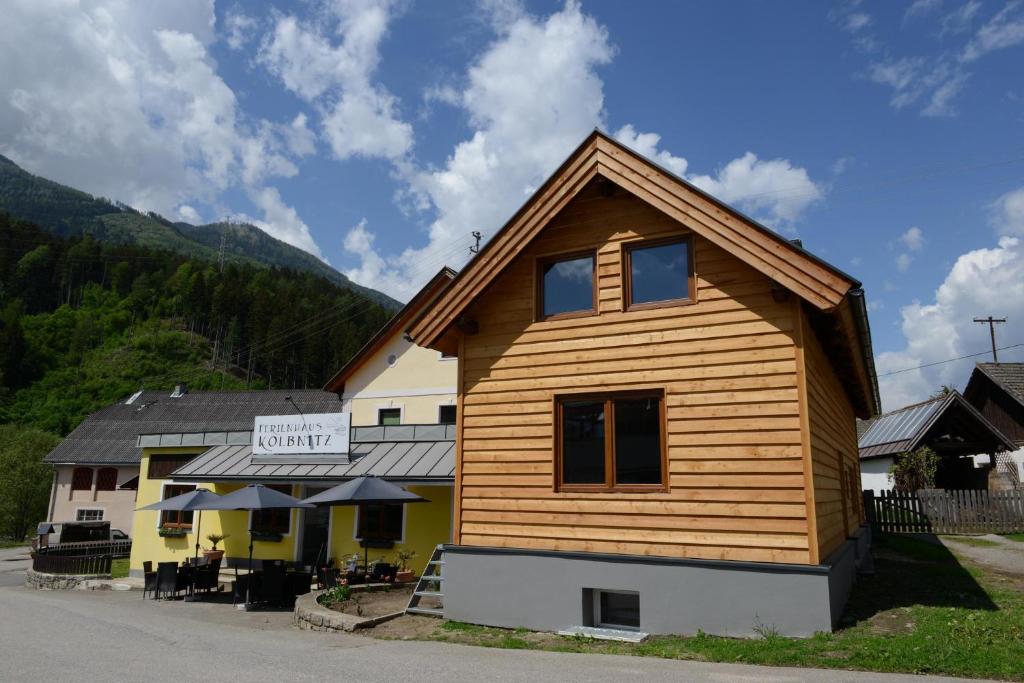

{"left": 71, "top": 467, "right": 94, "bottom": 491}
{"left": 252, "top": 484, "right": 292, "bottom": 535}
{"left": 95, "top": 467, "right": 118, "bottom": 492}
{"left": 357, "top": 503, "right": 404, "bottom": 542}
{"left": 148, "top": 454, "right": 196, "bottom": 480}
{"left": 160, "top": 484, "right": 196, "bottom": 528}
{"left": 535, "top": 249, "right": 598, "bottom": 322}
{"left": 554, "top": 389, "right": 668, "bottom": 493}
{"left": 622, "top": 235, "right": 696, "bottom": 312}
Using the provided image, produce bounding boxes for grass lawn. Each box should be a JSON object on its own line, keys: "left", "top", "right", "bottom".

{"left": 943, "top": 535, "right": 1002, "bottom": 548}
{"left": 1002, "top": 533, "right": 1024, "bottom": 543}
{"left": 378, "top": 534, "right": 1024, "bottom": 680}
{"left": 0, "top": 539, "right": 27, "bottom": 549}
{"left": 110, "top": 558, "right": 129, "bottom": 579}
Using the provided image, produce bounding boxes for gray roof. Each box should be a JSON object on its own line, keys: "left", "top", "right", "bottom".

{"left": 44, "top": 389, "right": 342, "bottom": 465}
{"left": 974, "top": 363, "right": 1024, "bottom": 406}
{"left": 858, "top": 391, "right": 1015, "bottom": 460}
{"left": 170, "top": 424, "right": 455, "bottom": 483}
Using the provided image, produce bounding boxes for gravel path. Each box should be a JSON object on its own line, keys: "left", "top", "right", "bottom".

{"left": 940, "top": 534, "right": 1024, "bottom": 576}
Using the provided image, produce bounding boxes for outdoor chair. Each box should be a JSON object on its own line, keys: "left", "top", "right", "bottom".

{"left": 155, "top": 562, "right": 180, "bottom": 599}
{"left": 142, "top": 561, "right": 157, "bottom": 599}
{"left": 368, "top": 562, "right": 395, "bottom": 583}
{"left": 194, "top": 558, "right": 221, "bottom": 594}
{"left": 259, "top": 562, "right": 288, "bottom": 606}
{"left": 320, "top": 567, "right": 340, "bottom": 590}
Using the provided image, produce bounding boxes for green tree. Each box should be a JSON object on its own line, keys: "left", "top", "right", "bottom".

{"left": 889, "top": 446, "right": 940, "bottom": 494}
{"left": 0, "top": 424, "right": 58, "bottom": 540}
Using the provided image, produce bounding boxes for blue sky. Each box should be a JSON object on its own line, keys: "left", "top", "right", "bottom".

{"left": 2, "top": 0, "right": 1024, "bottom": 410}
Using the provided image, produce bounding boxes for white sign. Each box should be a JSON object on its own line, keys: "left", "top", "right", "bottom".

{"left": 253, "top": 413, "right": 350, "bottom": 455}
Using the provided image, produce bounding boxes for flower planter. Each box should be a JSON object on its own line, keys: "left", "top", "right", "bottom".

{"left": 394, "top": 570, "right": 415, "bottom": 583}
{"left": 202, "top": 549, "right": 225, "bottom": 561}
{"left": 158, "top": 527, "right": 187, "bottom": 538}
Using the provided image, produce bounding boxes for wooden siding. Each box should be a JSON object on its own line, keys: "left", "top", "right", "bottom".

{"left": 801, "top": 310, "right": 862, "bottom": 559}
{"left": 456, "top": 186, "right": 815, "bottom": 565}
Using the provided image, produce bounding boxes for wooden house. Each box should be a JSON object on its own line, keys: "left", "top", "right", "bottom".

{"left": 964, "top": 363, "right": 1024, "bottom": 488}
{"left": 408, "top": 131, "right": 880, "bottom": 637}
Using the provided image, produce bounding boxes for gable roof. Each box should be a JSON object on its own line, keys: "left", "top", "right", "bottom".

{"left": 43, "top": 389, "right": 342, "bottom": 465}
{"left": 323, "top": 267, "right": 455, "bottom": 394}
{"left": 965, "top": 363, "right": 1024, "bottom": 410}
{"left": 858, "top": 391, "right": 1015, "bottom": 460}
{"left": 407, "top": 129, "right": 879, "bottom": 415}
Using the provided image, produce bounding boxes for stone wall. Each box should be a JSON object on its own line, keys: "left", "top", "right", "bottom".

{"left": 26, "top": 568, "right": 111, "bottom": 590}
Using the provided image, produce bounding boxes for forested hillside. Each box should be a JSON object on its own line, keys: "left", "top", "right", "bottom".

{"left": 0, "top": 212, "right": 393, "bottom": 435}
{"left": 0, "top": 154, "right": 399, "bottom": 308}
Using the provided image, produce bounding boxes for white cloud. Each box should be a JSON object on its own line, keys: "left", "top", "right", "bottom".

{"left": 900, "top": 226, "right": 925, "bottom": 251}
{"left": 876, "top": 187, "right": 1024, "bottom": 410}
{"left": 284, "top": 113, "right": 317, "bottom": 157}
{"left": 244, "top": 186, "right": 323, "bottom": 259}
{"left": 905, "top": 0, "right": 942, "bottom": 21}
{"left": 845, "top": 13, "right": 872, "bottom": 33}
{"left": 223, "top": 6, "right": 258, "bottom": 50}
{"left": 0, "top": 0, "right": 322, "bottom": 257}
{"left": 941, "top": 0, "right": 982, "bottom": 35}
{"left": 896, "top": 253, "right": 913, "bottom": 272}
{"left": 257, "top": 0, "right": 413, "bottom": 161}
{"left": 178, "top": 204, "right": 202, "bottom": 223}
{"left": 342, "top": 1, "right": 824, "bottom": 300}
{"left": 962, "top": 1, "right": 1024, "bottom": 62}
{"left": 994, "top": 186, "right": 1024, "bottom": 235}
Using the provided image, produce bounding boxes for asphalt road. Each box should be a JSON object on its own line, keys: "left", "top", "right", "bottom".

{"left": 0, "top": 545, "right": 32, "bottom": 587}
{"left": 0, "top": 580, "right": 993, "bottom": 683}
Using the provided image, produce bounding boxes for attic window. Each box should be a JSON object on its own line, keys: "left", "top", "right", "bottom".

{"left": 537, "top": 251, "right": 596, "bottom": 320}
{"left": 623, "top": 236, "right": 694, "bottom": 310}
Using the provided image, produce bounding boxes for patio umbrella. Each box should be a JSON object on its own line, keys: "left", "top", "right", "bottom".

{"left": 138, "top": 488, "right": 223, "bottom": 567}
{"left": 204, "top": 484, "right": 313, "bottom": 609}
{"left": 303, "top": 477, "right": 427, "bottom": 573}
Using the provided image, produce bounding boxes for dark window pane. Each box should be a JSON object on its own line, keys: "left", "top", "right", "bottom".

{"left": 543, "top": 255, "right": 594, "bottom": 317}
{"left": 160, "top": 484, "right": 195, "bottom": 527}
{"left": 439, "top": 405, "right": 457, "bottom": 425}
{"left": 71, "top": 467, "right": 94, "bottom": 491}
{"left": 148, "top": 454, "right": 195, "bottom": 479}
{"left": 96, "top": 467, "right": 118, "bottom": 491}
{"left": 359, "top": 504, "right": 403, "bottom": 541}
{"left": 630, "top": 240, "right": 689, "bottom": 305}
{"left": 562, "top": 401, "right": 605, "bottom": 484}
{"left": 378, "top": 408, "right": 401, "bottom": 426}
{"left": 600, "top": 591, "right": 640, "bottom": 628}
{"left": 614, "top": 397, "right": 662, "bottom": 485}
{"left": 253, "top": 485, "right": 292, "bottom": 534}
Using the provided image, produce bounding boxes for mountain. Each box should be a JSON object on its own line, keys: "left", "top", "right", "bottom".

{"left": 0, "top": 154, "right": 399, "bottom": 309}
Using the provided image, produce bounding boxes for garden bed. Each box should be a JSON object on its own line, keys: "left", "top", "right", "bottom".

{"left": 318, "top": 583, "right": 412, "bottom": 619}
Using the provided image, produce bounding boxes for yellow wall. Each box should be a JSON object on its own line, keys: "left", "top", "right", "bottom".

{"left": 129, "top": 447, "right": 452, "bottom": 575}
{"left": 343, "top": 330, "right": 457, "bottom": 425}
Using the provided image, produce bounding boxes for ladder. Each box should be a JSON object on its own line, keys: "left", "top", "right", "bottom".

{"left": 406, "top": 544, "right": 444, "bottom": 617}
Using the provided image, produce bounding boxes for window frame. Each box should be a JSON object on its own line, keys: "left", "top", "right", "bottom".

{"left": 95, "top": 467, "right": 118, "bottom": 492}
{"left": 554, "top": 389, "right": 668, "bottom": 493}
{"left": 377, "top": 407, "right": 402, "bottom": 426}
{"left": 71, "top": 467, "right": 94, "bottom": 492}
{"left": 621, "top": 235, "right": 696, "bottom": 312}
{"left": 148, "top": 454, "right": 196, "bottom": 480}
{"left": 251, "top": 484, "right": 293, "bottom": 536}
{"left": 438, "top": 404, "right": 457, "bottom": 425}
{"left": 75, "top": 508, "right": 104, "bottom": 522}
{"left": 356, "top": 503, "right": 405, "bottom": 542}
{"left": 535, "top": 249, "right": 598, "bottom": 322}
{"left": 159, "top": 483, "right": 196, "bottom": 529}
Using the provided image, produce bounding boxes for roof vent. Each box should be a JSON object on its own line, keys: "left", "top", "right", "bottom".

{"left": 125, "top": 390, "right": 143, "bottom": 405}
{"left": 170, "top": 383, "right": 188, "bottom": 398}
{"left": 789, "top": 238, "right": 804, "bottom": 248}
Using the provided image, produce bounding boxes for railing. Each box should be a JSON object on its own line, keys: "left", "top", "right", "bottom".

{"left": 865, "top": 489, "right": 1024, "bottom": 534}
{"left": 36, "top": 539, "right": 132, "bottom": 559}
{"left": 32, "top": 552, "right": 112, "bottom": 575}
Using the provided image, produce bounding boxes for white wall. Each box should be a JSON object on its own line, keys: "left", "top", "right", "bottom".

{"left": 860, "top": 457, "right": 894, "bottom": 493}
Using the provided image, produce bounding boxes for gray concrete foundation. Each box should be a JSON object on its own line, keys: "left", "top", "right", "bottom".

{"left": 442, "top": 527, "right": 868, "bottom": 638}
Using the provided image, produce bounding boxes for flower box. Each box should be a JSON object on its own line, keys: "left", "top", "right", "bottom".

{"left": 158, "top": 527, "right": 188, "bottom": 538}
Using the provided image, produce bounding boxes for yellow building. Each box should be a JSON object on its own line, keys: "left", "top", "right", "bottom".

{"left": 128, "top": 269, "right": 457, "bottom": 577}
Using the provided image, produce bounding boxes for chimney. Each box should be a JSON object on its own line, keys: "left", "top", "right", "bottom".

{"left": 170, "top": 383, "right": 188, "bottom": 398}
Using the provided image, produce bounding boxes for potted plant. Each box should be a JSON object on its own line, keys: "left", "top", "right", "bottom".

{"left": 393, "top": 548, "right": 417, "bottom": 583}
{"left": 203, "top": 533, "right": 229, "bottom": 560}
{"left": 158, "top": 526, "right": 187, "bottom": 538}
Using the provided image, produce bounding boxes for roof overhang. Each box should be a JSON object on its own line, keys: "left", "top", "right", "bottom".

{"left": 407, "top": 130, "right": 880, "bottom": 416}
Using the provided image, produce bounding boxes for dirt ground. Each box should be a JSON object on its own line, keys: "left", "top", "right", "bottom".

{"left": 939, "top": 534, "right": 1024, "bottom": 578}
{"left": 320, "top": 584, "right": 413, "bottom": 618}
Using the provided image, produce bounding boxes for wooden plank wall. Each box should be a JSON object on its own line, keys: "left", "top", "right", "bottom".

{"left": 457, "top": 185, "right": 815, "bottom": 565}
{"left": 801, "top": 312, "right": 861, "bottom": 559}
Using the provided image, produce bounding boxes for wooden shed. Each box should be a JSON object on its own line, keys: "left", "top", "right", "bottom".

{"left": 408, "top": 130, "right": 880, "bottom": 637}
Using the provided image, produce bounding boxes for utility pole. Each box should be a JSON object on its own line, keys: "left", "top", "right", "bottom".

{"left": 974, "top": 316, "right": 1007, "bottom": 362}
{"left": 470, "top": 231, "right": 482, "bottom": 254}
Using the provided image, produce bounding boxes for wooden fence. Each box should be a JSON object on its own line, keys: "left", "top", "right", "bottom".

{"left": 865, "top": 489, "right": 1024, "bottom": 534}
{"left": 32, "top": 552, "right": 112, "bottom": 575}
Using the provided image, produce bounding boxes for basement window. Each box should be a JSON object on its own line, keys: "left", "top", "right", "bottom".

{"left": 594, "top": 590, "right": 640, "bottom": 629}
{"left": 537, "top": 251, "right": 596, "bottom": 320}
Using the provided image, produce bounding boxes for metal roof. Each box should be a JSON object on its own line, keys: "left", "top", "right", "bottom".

{"left": 44, "top": 389, "right": 342, "bottom": 465}
{"left": 858, "top": 391, "right": 1016, "bottom": 460}
{"left": 169, "top": 424, "right": 455, "bottom": 483}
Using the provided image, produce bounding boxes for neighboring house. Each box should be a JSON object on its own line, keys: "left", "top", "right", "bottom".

{"left": 324, "top": 268, "right": 457, "bottom": 426}
{"left": 407, "top": 131, "right": 880, "bottom": 637}
{"left": 43, "top": 388, "right": 341, "bottom": 536}
{"left": 858, "top": 391, "right": 1015, "bottom": 492}
{"left": 127, "top": 272, "right": 458, "bottom": 577}
{"left": 964, "top": 363, "right": 1024, "bottom": 488}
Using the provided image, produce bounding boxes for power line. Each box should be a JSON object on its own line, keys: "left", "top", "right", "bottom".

{"left": 878, "top": 342, "right": 1024, "bottom": 377}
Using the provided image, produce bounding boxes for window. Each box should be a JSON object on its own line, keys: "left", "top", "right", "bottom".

{"left": 597, "top": 590, "right": 640, "bottom": 629}
{"left": 71, "top": 467, "right": 94, "bottom": 491}
{"left": 556, "top": 392, "right": 665, "bottom": 491}
{"left": 148, "top": 454, "right": 196, "bottom": 479}
{"left": 357, "top": 503, "right": 403, "bottom": 541}
{"left": 378, "top": 408, "right": 401, "bottom": 426}
{"left": 95, "top": 467, "right": 118, "bottom": 492}
{"left": 623, "top": 236, "right": 694, "bottom": 310}
{"left": 537, "top": 251, "right": 596, "bottom": 320}
{"left": 438, "top": 405, "right": 457, "bottom": 425}
{"left": 160, "top": 484, "right": 195, "bottom": 528}
{"left": 76, "top": 509, "right": 104, "bottom": 522}
{"left": 252, "top": 485, "right": 292, "bottom": 535}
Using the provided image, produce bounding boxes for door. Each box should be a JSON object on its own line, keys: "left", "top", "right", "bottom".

{"left": 300, "top": 486, "right": 331, "bottom": 566}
